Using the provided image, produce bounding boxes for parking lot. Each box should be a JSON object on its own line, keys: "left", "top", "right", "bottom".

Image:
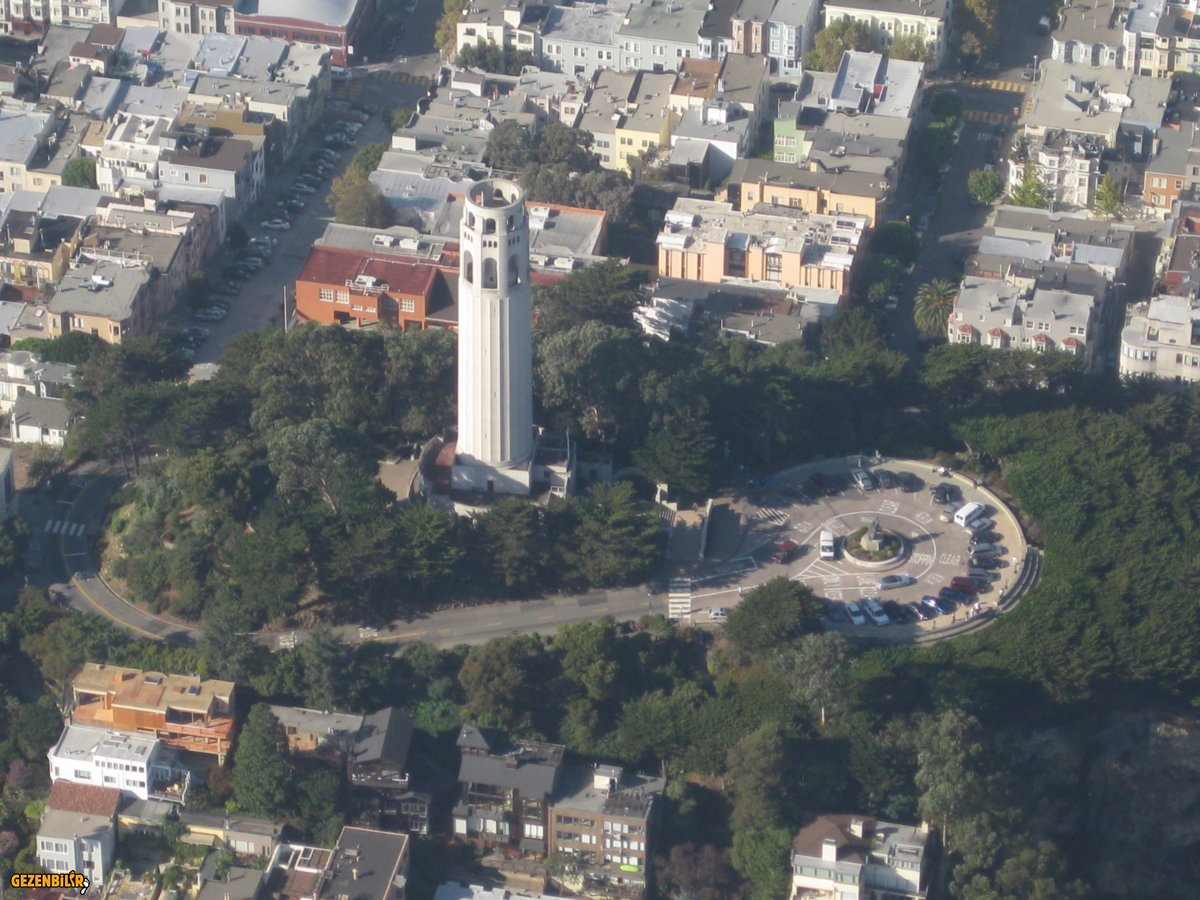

{"left": 694, "top": 457, "right": 1029, "bottom": 638}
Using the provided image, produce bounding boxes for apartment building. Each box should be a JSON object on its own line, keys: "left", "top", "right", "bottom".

{"left": 547, "top": 764, "right": 664, "bottom": 898}
{"left": 69, "top": 663, "right": 237, "bottom": 762}
{"left": 729, "top": 158, "right": 888, "bottom": 226}
{"left": 48, "top": 723, "right": 191, "bottom": 803}
{"left": 1120, "top": 294, "right": 1200, "bottom": 385}
{"left": 232, "top": 0, "right": 372, "bottom": 67}
{"left": 0, "top": 207, "right": 85, "bottom": 287}
{"left": 540, "top": 0, "right": 628, "bottom": 78}
{"left": 160, "top": 131, "right": 265, "bottom": 218}
{"left": 1008, "top": 130, "right": 1104, "bottom": 210}
{"left": 789, "top": 815, "right": 931, "bottom": 900}
{"left": 822, "top": 0, "right": 951, "bottom": 66}
{"left": 1120, "top": 0, "right": 1198, "bottom": 78}
{"left": 455, "top": 0, "right": 546, "bottom": 60}
{"left": 47, "top": 0, "right": 122, "bottom": 27}
{"left": 577, "top": 69, "right": 638, "bottom": 169}
{"left": 1142, "top": 121, "right": 1200, "bottom": 215}
{"left": 983, "top": 205, "right": 1131, "bottom": 282}
{"left": 37, "top": 782, "right": 121, "bottom": 888}
{"left": 159, "top": 0, "right": 234, "bottom": 35}
{"left": 948, "top": 275, "right": 1100, "bottom": 370}
{"left": 656, "top": 197, "right": 867, "bottom": 295}
{"left": 576, "top": 69, "right": 677, "bottom": 173}
{"left": 765, "top": 0, "right": 818, "bottom": 76}
{"left": 617, "top": 0, "right": 708, "bottom": 72}
{"left": 453, "top": 726, "right": 564, "bottom": 852}
{"left": 1051, "top": 1, "right": 1127, "bottom": 67}
{"left": 265, "top": 827, "right": 410, "bottom": 900}
{"left": 0, "top": 103, "right": 57, "bottom": 194}
{"left": 1023, "top": 61, "right": 1170, "bottom": 147}
{"left": 294, "top": 245, "right": 448, "bottom": 329}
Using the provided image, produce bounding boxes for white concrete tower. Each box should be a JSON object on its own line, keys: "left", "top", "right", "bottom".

{"left": 453, "top": 178, "right": 534, "bottom": 493}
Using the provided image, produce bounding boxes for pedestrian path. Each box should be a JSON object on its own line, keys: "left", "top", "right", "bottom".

{"left": 962, "top": 109, "right": 1014, "bottom": 124}
{"left": 752, "top": 506, "right": 791, "bottom": 526}
{"left": 740, "top": 531, "right": 777, "bottom": 557}
{"left": 969, "top": 79, "right": 1028, "bottom": 94}
{"left": 45, "top": 519, "right": 87, "bottom": 537}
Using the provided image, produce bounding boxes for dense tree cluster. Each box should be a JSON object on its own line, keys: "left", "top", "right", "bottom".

{"left": 454, "top": 41, "right": 538, "bottom": 75}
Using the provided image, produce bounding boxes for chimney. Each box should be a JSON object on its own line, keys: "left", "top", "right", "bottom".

{"left": 821, "top": 838, "right": 838, "bottom": 862}
{"left": 849, "top": 818, "right": 864, "bottom": 839}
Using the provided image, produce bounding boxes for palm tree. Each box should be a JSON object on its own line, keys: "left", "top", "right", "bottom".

{"left": 914, "top": 279, "right": 958, "bottom": 337}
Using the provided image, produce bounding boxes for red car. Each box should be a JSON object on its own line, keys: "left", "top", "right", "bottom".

{"left": 950, "top": 576, "right": 984, "bottom": 594}
{"left": 770, "top": 540, "right": 798, "bottom": 563}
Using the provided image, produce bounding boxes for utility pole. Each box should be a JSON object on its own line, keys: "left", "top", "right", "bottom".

{"left": 283, "top": 285, "right": 289, "bottom": 333}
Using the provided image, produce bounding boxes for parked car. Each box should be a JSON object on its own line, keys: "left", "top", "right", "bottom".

{"left": 208, "top": 299, "right": 230, "bottom": 311}
{"left": 864, "top": 599, "right": 890, "bottom": 626}
{"left": 875, "top": 469, "right": 896, "bottom": 489}
{"left": 898, "top": 472, "right": 921, "bottom": 492}
{"left": 291, "top": 182, "right": 317, "bottom": 194}
{"left": 261, "top": 219, "right": 292, "bottom": 230}
{"left": 184, "top": 326, "right": 209, "bottom": 341}
{"left": 298, "top": 173, "right": 322, "bottom": 185}
{"left": 939, "top": 501, "right": 963, "bottom": 523}
{"left": 280, "top": 199, "right": 306, "bottom": 212}
{"left": 193, "top": 308, "right": 226, "bottom": 322}
{"left": 938, "top": 587, "right": 969, "bottom": 605}
{"left": 964, "top": 516, "right": 996, "bottom": 535}
{"left": 921, "top": 595, "right": 951, "bottom": 616}
{"left": 931, "top": 482, "right": 956, "bottom": 504}
{"left": 876, "top": 574, "right": 916, "bottom": 590}
{"left": 770, "top": 539, "right": 799, "bottom": 563}
{"left": 882, "top": 599, "right": 910, "bottom": 624}
{"left": 708, "top": 607, "right": 729, "bottom": 623}
{"left": 846, "top": 602, "right": 867, "bottom": 626}
{"left": 951, "top": 577, "right": 985, "bottom": 594}
{"left": 908, "top": 601, "right": 933, "bottom": 621}
{"left": 969, "top": 532, "right": 1002, "bottom": 547}
{"left": 239, "top": 257, "right": 264, "bottom": 269}
{"left": 223, "top": 267, "right": 249, "bottom": 281}
{"left": 970, "top": 542, "right": 1004, "bottom": 557}
{"left": 851, "top": 468, "right": 876, "bottom": 491}
{"left": 213, "top": 282, "right": 239, "bottom": 296}
{"left": 970, "top": 555, "right": 1003, "bottom": 569}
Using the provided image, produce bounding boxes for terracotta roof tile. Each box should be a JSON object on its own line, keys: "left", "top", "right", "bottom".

{"left": 298, "top": 247, "right": 438, "bottom": 297}
{"left": 47, "top": 781, "right": 122, "bottom": 818}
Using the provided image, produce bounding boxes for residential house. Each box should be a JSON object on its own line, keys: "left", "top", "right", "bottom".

{"left": 159, "top": 0, "right": 235, "bottom": 35}
{"left": 453, "top": 725, "right": 565, "bottom": 852}
{"left": 789, "top": 815, "right": 931, "bottom": 900}
{"left": 349, "top": 708, "right": 431, "bottom": 836}
{"left": 391, "top": 86, "right": 542, "bottom": 167}
{"left": 68, "top": 42, "right": 115, "bottom": 74}
{"left": 669, "top": 102, "right": 752, "bottom": 184}
{"left": 787, "top": 50, "right": 924, "bottom": 120}
{"left": 232, "top": 0, "right": 374, "bottom": 67}
{"left": 729, "top": 0, "right": 774, "bottom": 57}
{"left": 454, "top": 0, "right": 548, "bottom": 60}
{"left": 8, "top": 395, "right": 71, "bottom": 446}
{"left": 655, "top": 197, "right": 867, "bottom": 295}
{"left": 698, "top": 0, "right": 737, "bottom": 61}
{"left": 616, "top": 0, "right": 709, "bottom": 73}
{"left": 160, "top": 130, "right": 265, "bottom": 218}
{"left": 50, "top": 0, "right": 123, "bottom": 27}
{"left": 37, "top": 782, "right": 122, "bottom": 888}
{"left": 984, "top": 205, "right": 1132, "bottom": 283}
{"left": 270, "top": 706, "right": 365, "bottom": 760}
{"left": 948, "top": 275, "right": 1100, "bottom": 370}
{"left": 1122, "top": 0, "right": 1187, "bottom": 78}
{"left": 179, "top": 810, "right": 283, "bottom": 858}
{"left": 1022, "top": 60, "right": 1170, "bottom": 147}
{"left": 188, "top": 75, "right": 309, "bottom": 158}
{"left": 1120, "top": 293, "right": 1200, "bottom": 385}
{"left": 1143, "top": 120, "right": 1200, "bottom": 216}
{"left": 264, "top": 827, "right": 410, "bottom": 900}
{"left": 822, "top": 0, "right": 951, "bottom": 66}
{"left": 0, "top": 349, "right": 75, "bottom": 413}
{"left": 0, "top": 207, "right": 86, "bottom": 288}
{"left": 0, "top": 103, "right": 57, "bottom": 194}
{"left": 577, "top": 69, "right": 640, "bottom": 169}
{"left": 68, "top": 663, "right": 237, "bottom": 762}
{"left": 539, "top": 0, "right": 628, "bottom": 78}
{"left": 97, "top": 113, "right": 172, "bottom": 195}
{"left": 47, "top": 723, "right": 192, "bottom": 803}
{"left": 729, "top": 157, "right": 889, "bottom": 226}
{"left": 546, "top": 764, "right": 665, "bottom": 898}
{"left": 195, "top": 852, "right": 266, "bottom": 900}
{"left": 765, "top": 0, "right": 818, "bottom": 76}
{"left": 1051, "top": 1, "right": 1127, "bottom": 67}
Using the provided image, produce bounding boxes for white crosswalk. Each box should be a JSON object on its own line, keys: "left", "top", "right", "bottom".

{"left": 753, "top": 506, "right": 791, "bottom": 526}
{"left": 44, "top": 520, "right": 86, "bottom": 537}
{"left": 741, "top": 532, "right": 778, "bottom": 556}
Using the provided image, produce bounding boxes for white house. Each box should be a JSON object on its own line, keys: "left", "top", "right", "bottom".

{"left": 822, "top": 0, "right": 951, "bottom": 66}
{"left": 48, "top": 724, "right": 191, "bottom": 804}
{"left": 9, "top": 395, "right": 71, "bottom": 446}
{"left": 0, "top": 350, "right": 75, "bottom": 414}
{"left": 1120, "top": 294, "right": 1200, "bottom": 386}
{"left": 790, "top": 815, "right": 931, "bottom": 900}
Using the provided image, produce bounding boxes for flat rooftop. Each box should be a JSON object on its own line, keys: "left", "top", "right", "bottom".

{"left": 72, "top": 663, "right": 235, "bottom": 715}
{"left": 52, "top": 723, "right": 158, "bottom": 763}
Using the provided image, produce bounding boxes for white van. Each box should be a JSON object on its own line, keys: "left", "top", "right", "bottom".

{"left": 953, "top": 501, "right": 986, "bottom": 528}
{"left": 819, "top": 530, "right": 837, "bottom": 560}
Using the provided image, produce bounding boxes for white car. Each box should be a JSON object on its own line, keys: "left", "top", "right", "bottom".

{"left": 709, "top": 607, "right": 729, "bottom": 623}
{"left": 846, "top": 602, "right": 867, "bottom": 626}
{"left": 876, "top": 574, "right": 916, "bottom": 590}
{"left": 884, "top": 294, "right": 900, "bottom": 311}
{"left": 864, "top": 599, "right": 890, "bottom": 626}
{"left": 261, "top": 219, "right": 291, "bottom": 230}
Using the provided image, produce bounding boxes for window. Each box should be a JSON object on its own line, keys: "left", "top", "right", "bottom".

{"left": 319, "top": 288, "right": 334, "bottom": 301}
{"left": 727, "top": 248, "right": 746, "bottom": 277}
{"left": 524, "top": 823, "right": 544, "bottom": 839}
{"left": 400, "top": 298, "right": 415, "bottom": 313}
{"left": 766, "top": 253, "right": 783, "bottom": 281}
{"left": 483, "top": 258, "right": 497, "bottom": 288}
{"left": 336, "top": 291, "right": 350, "bottom": 303}
{"left": 74, "top": 769, "right": 90, "bottom": 779}
{"left": 508, "top": 255, "right": 521, "bottom": 286}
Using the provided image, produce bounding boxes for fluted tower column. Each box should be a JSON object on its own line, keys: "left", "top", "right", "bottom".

{"left": 455, "top": 178, "right": 534, "bottom": 469}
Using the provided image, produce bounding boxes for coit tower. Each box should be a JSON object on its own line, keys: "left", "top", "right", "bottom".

{"left": 454, "top": 178, "right": 534, "bottom": 486}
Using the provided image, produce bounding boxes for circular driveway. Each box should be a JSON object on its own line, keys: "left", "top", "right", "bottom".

{"left": 699, "top": 457, "right": 1030, "bottom": 639}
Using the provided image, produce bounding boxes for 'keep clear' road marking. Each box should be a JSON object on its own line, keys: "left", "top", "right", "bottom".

{"left": 911, "top": 552, "right": 935, "bottom": 566}
{"left": 938, "top": 553, "right": 963, "bottom": 566}
{"left": 914, "top": 512, "right": 933, "bottom": 524}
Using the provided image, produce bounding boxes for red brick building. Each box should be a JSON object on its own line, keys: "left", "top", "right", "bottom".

{"left": 295, "top": 246, "right": 456, "bottom": 329}
{"left": 233, "top": 0, "right": 374, "bottom": 67}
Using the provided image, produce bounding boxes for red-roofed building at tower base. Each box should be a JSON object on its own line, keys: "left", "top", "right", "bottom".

{"left": 233, "top": 0, "right": 375, "bottom": 68}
